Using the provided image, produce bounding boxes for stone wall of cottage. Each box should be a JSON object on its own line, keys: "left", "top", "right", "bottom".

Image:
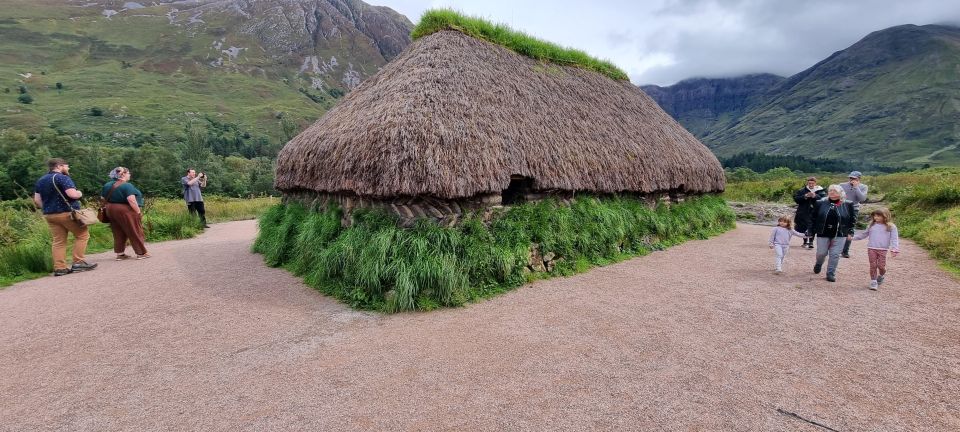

{"left": 283, "top": 189, "right": 690, "bottom": 227}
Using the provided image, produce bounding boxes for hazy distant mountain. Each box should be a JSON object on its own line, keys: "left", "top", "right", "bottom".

{"left": 643, "top": 24, "right": 960, "bottom": 166}
{"left": 640, "top": 74, "right": 784, "bottom": 137}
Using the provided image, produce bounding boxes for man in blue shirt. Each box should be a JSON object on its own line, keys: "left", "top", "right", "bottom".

{"left": 33, "top": 158, "right": 98, "bottom": 276}
{"left": 181, "top": 168, "right": 209, "bottom": 228}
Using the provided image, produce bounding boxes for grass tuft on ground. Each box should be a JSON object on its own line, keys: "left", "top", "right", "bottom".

{"left": 411, "top": 9, "right": 629, "bottom": 81}
{"left": 254, "top": 195, "right": 734, "bottom": 312}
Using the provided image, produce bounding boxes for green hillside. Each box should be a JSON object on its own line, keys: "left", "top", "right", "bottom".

{"left": 645, "top": 24, "right": 960, "bottom": 167}
{"left": 708, "top": 25, "right": 960, "bottom": 166}
{"left": 0, "top": 0, "right": 411, "bottom": 141}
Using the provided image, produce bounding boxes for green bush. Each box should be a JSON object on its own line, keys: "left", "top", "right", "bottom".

{"left": 17, "top": 93, "right": 33, "bottom": 104}
{"left": 255, "top": 195, "right": 735, "bottom": 312}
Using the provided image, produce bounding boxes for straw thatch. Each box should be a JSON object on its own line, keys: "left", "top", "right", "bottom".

{"left": 275, "top": 30, "right": 725, "bottom": 200}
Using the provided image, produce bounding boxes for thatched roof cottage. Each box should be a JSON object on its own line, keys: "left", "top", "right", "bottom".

{"left": 275, "top": 12, "right": 725, "bottom": 225}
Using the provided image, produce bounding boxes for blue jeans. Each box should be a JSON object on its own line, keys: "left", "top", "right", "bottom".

{"left": 816, "top": 236, "right": 846, "bottom": 276}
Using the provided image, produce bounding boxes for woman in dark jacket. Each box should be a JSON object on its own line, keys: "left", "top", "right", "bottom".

{"left": 101, "top": 167, "right": 151, "bottom": 260}
{"left": 812, "top": 184, "right": 855, "bottom": 282}
{"left": 793, "top": 177, "right": 825, "bottom": 248}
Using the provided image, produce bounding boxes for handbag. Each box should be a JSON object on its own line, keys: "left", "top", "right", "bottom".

{"left": 52, "top": 173, "right": 100, "bottom": 226}
{"left": 98, "top": 180, "right": 125, "bottom": 223}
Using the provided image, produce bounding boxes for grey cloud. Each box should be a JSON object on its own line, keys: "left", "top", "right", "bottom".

{"left": 637, "top": 0, "right": 960, "bottom": 85}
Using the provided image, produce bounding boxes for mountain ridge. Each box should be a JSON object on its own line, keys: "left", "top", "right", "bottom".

{"left": 643, "top": 24, "right": 960, "bottom": 166}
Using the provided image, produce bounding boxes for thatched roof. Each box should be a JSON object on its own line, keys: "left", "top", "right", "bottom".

{"left": 275, "top": 30, "right": 725, "bottom": 199}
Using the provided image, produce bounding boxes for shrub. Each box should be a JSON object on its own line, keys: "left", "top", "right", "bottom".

{"left": 255, "top": 195, "right": 735, "bottom": 312}
{"left": 90, "top": 107, "right": 104, "bottom": 116}
{"left": 17, "top": 94, "right": 33, "bottom": 104}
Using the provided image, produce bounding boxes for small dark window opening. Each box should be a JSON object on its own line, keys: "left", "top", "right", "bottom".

{"left": 502, "top": 175, "right": 534, "bottom": 205}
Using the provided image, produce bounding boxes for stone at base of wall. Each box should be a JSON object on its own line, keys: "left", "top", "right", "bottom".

{"left": 282, "top": 190, "right": 691, "bottom": 227}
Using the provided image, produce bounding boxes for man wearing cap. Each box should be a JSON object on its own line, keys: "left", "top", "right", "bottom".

{"left": 840, "top": 171, "right": 868, "bottom": 258}
{"left": 33, "top": 158, "right": 98, "bottom": 276}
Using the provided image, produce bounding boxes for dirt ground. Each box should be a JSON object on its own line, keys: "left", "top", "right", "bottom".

{"left": 1, "top": 220, "right": 958, "bottom": 431}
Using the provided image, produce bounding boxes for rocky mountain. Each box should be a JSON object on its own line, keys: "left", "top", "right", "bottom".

{"left": 643, "top": 24, "right": 960, "bottom": 167}
{"left": 640, "top": 74, "right": 784, "bottom": 137}
{"left": 0, "top": 0, "right": 413, "bottom": 141}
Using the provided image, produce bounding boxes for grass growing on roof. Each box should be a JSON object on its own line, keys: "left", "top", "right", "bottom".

{"left": 411, "top": 9, "right": 629, "bottom": 81}
{"left": 254, "top": 195, "right": 734, "bottom": 312}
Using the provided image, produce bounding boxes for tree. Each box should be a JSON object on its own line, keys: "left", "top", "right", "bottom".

{"left": 726, "top": 167, "right": 759, "bottom": 182}
{"left": 760, "top": 167, "right": 797, "bottom": 180}
{"left": 17, "top": 94, "right": 33, "bottom": 104}
{"left": 182, "top": 124, "right": 211, "bottom": 168}
{"left": 18, "top": 86, "right": 27, "bottom": 94}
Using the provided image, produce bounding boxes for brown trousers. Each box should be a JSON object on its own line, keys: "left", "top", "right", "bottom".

{"left": 106, "top": 203, "right": 148, "bottom": 255}
{"left": 44, "top": 212, "right": 90, "bottom": 271}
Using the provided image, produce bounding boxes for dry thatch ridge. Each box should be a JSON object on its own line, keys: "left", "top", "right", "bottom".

{"left": 276, "top": 31, "right": 725, "bottom": 199}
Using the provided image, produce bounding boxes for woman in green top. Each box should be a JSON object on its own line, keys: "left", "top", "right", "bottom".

{"left": 101, "top": 167, "right": 150, "bottom": 260}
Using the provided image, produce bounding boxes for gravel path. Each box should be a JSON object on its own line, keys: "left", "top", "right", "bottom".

{"left": 2, "top": 221, "right": 958, "bottom": 431}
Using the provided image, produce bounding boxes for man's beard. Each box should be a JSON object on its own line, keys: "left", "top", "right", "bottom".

{"left": 61, "top": 167, "right": 70, "bottom": 176}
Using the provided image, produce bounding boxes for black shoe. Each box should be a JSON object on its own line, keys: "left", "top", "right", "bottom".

{"left": 203, "top": 225, "right": 211, "bottom": 228}
{"left": 841, "top": 253, "right": 851, "bottom": 258}
{"left": 53, "top": 268, "right": 73, "bottom": 277}
{"left": 71, "top": 261, "right": 98, "bottom": 272}
{"left": 826, "top": 274, "right": 836, "bottom": 282}
{"left": 814, "top": 262, "right": 823, "bottom": 274}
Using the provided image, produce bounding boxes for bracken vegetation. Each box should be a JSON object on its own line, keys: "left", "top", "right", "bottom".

{"left": 411, "top": 9, "right": 629, "bottom": 81}
{"left": 0, "top": 196, "right": 278, "bottom": 287}
{"left": 254, "top": 195, "right": 735, "bottom": 312}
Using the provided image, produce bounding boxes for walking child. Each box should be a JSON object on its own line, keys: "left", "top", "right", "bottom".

{"left": 851, "top": 208, "right": 899, "bottom": 290}
{"left": 769, "top": 216, "right": 807, "bottom": 275}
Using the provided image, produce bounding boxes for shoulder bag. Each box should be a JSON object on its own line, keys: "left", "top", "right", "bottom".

{"left": 98, "top": 180, "right": 125, "bottom": 223}
{"left": 53, "top": 174, "right": 99, "bottom": 226}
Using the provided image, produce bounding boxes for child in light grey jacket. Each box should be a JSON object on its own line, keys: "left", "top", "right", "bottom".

{"left": 769, "top": 216, "right": 807, "bottom": 274}
{"left": 852, "top": 208, "right": 900, "bottom": 290}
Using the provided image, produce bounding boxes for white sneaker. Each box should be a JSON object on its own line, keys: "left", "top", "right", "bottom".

{"left": 869, "top": 280, "right": 878, "bottom": 290}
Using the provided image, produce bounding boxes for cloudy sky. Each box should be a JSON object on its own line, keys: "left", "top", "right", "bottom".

{"left": 369, "top": 0, "right": 960, "bottom": 86}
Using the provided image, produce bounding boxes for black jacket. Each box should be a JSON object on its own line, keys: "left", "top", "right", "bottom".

{"left": 793, "top": 186, "right": 826, "bottom": 232}
{"left": 812, "top": 198, "right": 856, "bottom": 238}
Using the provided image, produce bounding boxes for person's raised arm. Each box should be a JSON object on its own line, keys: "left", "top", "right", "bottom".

{"left": 793, "top": 188, "right": 806, "bottom": 205}
{"left": 183, "top": 176, "right": 200, "bottom": 186}
{"left": 126, "top": 195, "right": 141, "bottom": 215}
{"left": 850, "top": 183, "right": 867, "bottom": 203}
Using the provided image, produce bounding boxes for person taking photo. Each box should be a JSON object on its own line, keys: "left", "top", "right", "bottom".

{"left": 181, "top": 168, "right": 209, "bottom": 228}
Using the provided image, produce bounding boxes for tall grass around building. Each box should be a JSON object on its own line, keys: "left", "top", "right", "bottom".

{"left": 254, "top": 195, "right": 735, "bottom": 313}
